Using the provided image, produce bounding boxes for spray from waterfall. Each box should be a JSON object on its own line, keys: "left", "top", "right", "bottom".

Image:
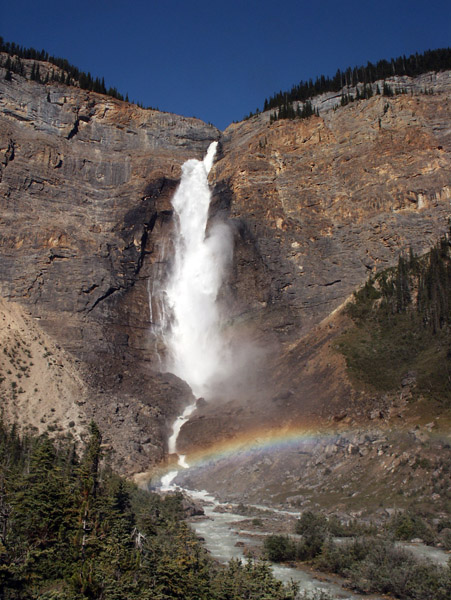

{"left": 156, "top": 141, "right": 233, "bottom": 489}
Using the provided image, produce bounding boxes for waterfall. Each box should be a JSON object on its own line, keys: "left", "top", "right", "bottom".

{"left": 157, "top": 141, "right": 232, "bottom": 488}
{"left": 164, "top": 141, "right": 232, "bottom": 398}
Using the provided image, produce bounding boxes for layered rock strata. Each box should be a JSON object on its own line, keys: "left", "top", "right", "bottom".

{"left": 178, "top": 78, "right": 451, "bottom": 456}
{"left": 0, "top": 60, "right": 450, "bottom": 478}
{"left": 0, "top": 63, "right": 218, "bottom": 471}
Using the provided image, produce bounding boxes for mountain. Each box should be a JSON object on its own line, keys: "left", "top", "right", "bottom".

{"left": 0, "top": 51, "right": 219, "bottom": 473}
{"left": 0, "top": 52, "right": 450, "bottom": 513}
{"left": 175, "top": 72, "right": 451, "bottom": 511}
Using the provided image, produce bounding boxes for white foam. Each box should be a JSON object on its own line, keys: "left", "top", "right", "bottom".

{"left": 163, "top": 141, "right": 232, "bottom": 399}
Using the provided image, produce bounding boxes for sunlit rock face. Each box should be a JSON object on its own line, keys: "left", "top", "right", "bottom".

{"left": 0, "top": 58, "right": 450, "bottom": 478}
{"left": 213, "top": 75, "right": 451, "bottom": 343}
{"left": 177, "top": 74, "right": 451, "bottom": 460}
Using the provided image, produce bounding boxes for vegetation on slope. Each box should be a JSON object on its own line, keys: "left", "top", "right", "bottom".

{"left": 2, "top": 37, "right": 450, "bottom": 124}
{"left": 0, "top": 36, "right": 129, "bottom": 103}
{"left": 336, "top": 229, "right": 451, "bottom": 406}
{"left": 0, "top": 421, "right": 296, "bottom": 600}
{"left": 263, "top": 511, "right": 451, "bottom": 600}
{"left": 243, "top": 47, "right": 451, "bottom": 121}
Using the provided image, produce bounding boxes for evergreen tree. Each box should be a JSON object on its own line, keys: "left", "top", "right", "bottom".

{"left": 0, "top": 423, "right": 300, "bottom": 599}
{"left": 383, "top": 82, "right": 394, "bottom": 96}
{"left": 259, "top": 47, "right": 451, "bottom": 121}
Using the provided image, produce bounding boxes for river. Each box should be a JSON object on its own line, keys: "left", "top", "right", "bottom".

{"left": 186, "top": 489, "right": 387, "bottom": 600}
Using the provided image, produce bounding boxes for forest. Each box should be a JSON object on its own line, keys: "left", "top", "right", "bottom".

{"left": 262, "top": 47, "right": 451, "bottom": 118}
{"left": 0, "top": 421, "right": 296, "bottom": 599}
{"left": 0, "top": 37, "right": 126, "bottom": 102}
{"left": 337, "top": 229, "right": 451, "bottom": 405}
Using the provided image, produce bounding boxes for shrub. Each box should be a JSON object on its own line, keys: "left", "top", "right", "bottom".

{"left": 387, "top": 511, "right": 436, "bottom": 543}
{"left": 316, "top": 540, "right": 356, "bottom": 575}
{"left": 295, "top": 511, "right": 328, "bottom": 535}
{"left": 316, "top": 536, "right": 451, "bottom": 600}
{"left": 295, "top": 511, "right": 329, "bottom": 560}
{"left": 349, "top": 542, "right": 451, "bottom": 600}
{"left": 263, "top": 535, "right": 296, "bottom": 562}
{"left": 438, "top": 528, "right": 451, "bottom": 550}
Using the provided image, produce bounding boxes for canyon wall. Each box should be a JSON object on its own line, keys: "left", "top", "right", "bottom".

{"left": 215, "top": 72, "right": 451, "bottom": 342}
{"left": 0, "top": 59, "right": 450, "bottom": 476}
{"left": 178, "top": 73, "right": 451, "bottom": 453}
{"left": 0, "top": 60, "right": 219, "bottom": 471}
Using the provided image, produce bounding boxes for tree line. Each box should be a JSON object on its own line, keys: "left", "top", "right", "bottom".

{"left": 264, "top": 47, "right": 451, "bottom": 111}
{"left": 0, "top": 420, "right": 297, "bottom": 599}
{"left": 0, "top": 37, "right": 126, "bottom": 102}
{"left": 251, "top": 47, "right": 451, "bottom": 122}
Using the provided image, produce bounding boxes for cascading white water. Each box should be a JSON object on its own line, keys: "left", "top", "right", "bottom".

{"left": 158, "top": 141, "right": 232, "bottom": 488}
{"left": 164, "top": 141, "right": 232, "bottom": 398}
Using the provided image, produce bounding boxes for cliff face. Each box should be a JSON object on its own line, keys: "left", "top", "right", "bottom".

{"left": 175, "top": 75, "right": 451, "bottom": 508}
{"left": 214, "top": 73, "right": 451, "bottom": 340}
{"left": 0, "top": 63, "right": 219, "bottom": 471}
{"left": 0, "top": 61, "right": 450, "bottom": 480}
{"left": 176, "top": 74, "right": 451, "bottom": 457}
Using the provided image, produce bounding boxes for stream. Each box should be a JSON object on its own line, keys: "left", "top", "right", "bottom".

{"left": 186, "top": 489, "right": 385, "bottom": 600}
{"left": 184, "top": 489, "right": 449, "bottom": 598}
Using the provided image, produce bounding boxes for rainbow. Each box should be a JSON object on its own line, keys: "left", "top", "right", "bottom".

{"left": 131, "top": 420, "right": 451, "bottom": 490}
{"left": 133, "top": 424, "right": 340, "bottom": 487}
{"left": 183, "top": 425, "right": 336, "bottom": 467}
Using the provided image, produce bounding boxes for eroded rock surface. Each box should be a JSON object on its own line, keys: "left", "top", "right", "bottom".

{"left": 1, "top": 60, "right": 450, "bottom": 481}
{"left": 214, "top": 78, "right": 451, "bottom": 340}
{"left": 0, "top": 63, "right": 219, "bottom": 472}
{"left": 178, "top": 76, "right": 451, "bottom": 459}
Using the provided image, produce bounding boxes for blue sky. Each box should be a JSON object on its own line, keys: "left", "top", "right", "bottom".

{"left": 2, "top": 0, "right": 450, "bottom": 129}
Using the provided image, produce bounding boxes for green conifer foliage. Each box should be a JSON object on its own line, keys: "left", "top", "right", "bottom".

{"left": 0, "top": 37, "right": 128, "bottom": 103}
{"left": 0, "top": 422, "right": 297, "bottom": 599}
{"left": 337, "top": 230, "right": 451, "bottom": 404}
{"left": 250, "top": 47, "right": 451, "bottom": 122}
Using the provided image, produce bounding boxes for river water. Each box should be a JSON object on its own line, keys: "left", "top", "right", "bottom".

{"left": 186, "top": 490, "right": 384, "bottom": 600}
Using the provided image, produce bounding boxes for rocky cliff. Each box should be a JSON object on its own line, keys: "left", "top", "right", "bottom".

{"left": 0, "top": 58, "right": 219, "bottom": 471}
{"left": 215, "top": 72, "right": 451, "bottom": 339}
{"left": 0, "top": 59, "right": 450, "bottom": 488}
{"left": 177, "top": 72, "right": 451, "bottom": 458}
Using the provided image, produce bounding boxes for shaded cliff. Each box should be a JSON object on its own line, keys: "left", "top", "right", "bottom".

{"left": 0, "top": 59, "right": 219, "bottom": 472}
